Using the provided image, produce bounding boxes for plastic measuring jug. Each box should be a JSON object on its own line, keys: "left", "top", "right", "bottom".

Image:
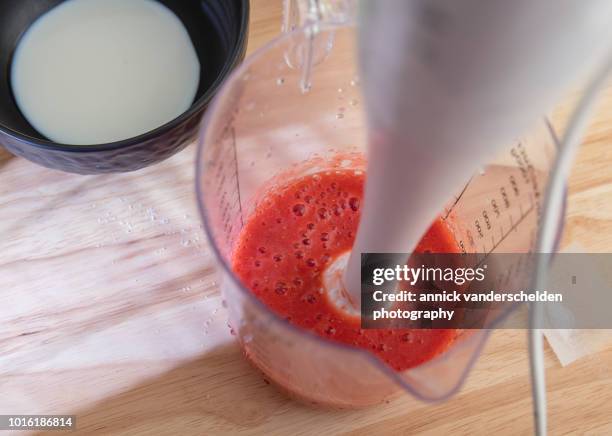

{"left": 195, "top": 17, "right": 562, "bottom": 407}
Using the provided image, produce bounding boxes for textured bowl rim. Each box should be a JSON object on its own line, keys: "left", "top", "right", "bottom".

{"left": 0, "top": 0, "right": 250, "bottom": 153}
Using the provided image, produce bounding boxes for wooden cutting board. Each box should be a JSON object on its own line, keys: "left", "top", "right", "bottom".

{"left": 1, "top": 1, "right": 611, "bottom": 434}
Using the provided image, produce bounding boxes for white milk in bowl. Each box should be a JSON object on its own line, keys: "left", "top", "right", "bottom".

{"left": 10, "top": 0, "right": 201, "bottom": 145}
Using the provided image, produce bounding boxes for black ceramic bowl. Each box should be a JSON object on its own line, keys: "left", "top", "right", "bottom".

{"left": 0, "top": 0, "right": 249, "bottom": 174}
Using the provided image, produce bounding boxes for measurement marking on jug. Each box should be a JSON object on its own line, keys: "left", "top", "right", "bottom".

{"left": 231, "top": 127, "right": 244, "bottom": 228}
{"left": 443, "top": 177, "right": 472, "bottom": 220}
{"left": 475, "top": 219, "right": 484, "bottom": 238}
{"left": 482, "top": 210, "right": 491, "bottom": 230}
{"left": 500, "top": 186, "right": 510, "bottom": 209}
{"left": 509, "top": 175, "right": 519, "bottom": 196}
{"left": 492, "top": 203, "right": 533, "bottom": 252}
{"left": 491, "top": 198, "right": 501, "bottom": 217}
{"left": 477, "top": 203, "right": 535, "bottom": 266}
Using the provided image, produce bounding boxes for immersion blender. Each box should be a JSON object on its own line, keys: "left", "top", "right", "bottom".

{"left": 344, "top": 1, "right": 612, "bottom": 434}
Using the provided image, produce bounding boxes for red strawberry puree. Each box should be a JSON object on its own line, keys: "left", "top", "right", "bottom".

{"left": 232, "top": 168, "right": 458, "bottom": 371}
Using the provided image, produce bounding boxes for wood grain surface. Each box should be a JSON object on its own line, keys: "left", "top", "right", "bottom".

{"left": 1, "top": 1, "right": 611, "bottom": 434}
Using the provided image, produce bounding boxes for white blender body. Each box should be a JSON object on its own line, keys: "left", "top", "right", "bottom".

{"left": 345, "top": 0, "right": 612, "bottom": 301}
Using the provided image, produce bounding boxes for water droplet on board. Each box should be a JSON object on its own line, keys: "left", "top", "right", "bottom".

{"left": 276, "top": 77, "right": 285, "bottom": 85}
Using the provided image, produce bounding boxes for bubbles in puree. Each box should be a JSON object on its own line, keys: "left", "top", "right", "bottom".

{"left": 232, "top": 168, "right": 458, "bottom": 371}
{"left": 11, "top": 0, "right": 200, "bottom": 145}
